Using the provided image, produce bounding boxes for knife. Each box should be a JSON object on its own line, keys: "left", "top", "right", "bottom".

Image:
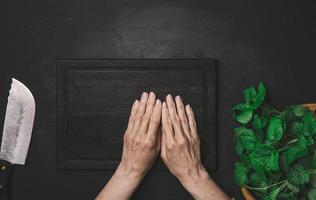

{"left": 0, "top": 78, "right": 35, "bottom": 200}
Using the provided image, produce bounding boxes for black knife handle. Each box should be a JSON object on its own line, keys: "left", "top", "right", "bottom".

{"left": 0, "top": 160, "right": 12, "bottom": 200}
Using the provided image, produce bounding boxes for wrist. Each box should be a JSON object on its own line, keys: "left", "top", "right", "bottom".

{"left": 115, "top": 163, "right": 145, "bottom": 183}
{"left": 178, "top": 167, "right": 212, "bottom": 192}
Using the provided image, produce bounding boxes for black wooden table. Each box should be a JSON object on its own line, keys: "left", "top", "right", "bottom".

{"left": 2, "top": 0, "right": 316, "bottom": 199}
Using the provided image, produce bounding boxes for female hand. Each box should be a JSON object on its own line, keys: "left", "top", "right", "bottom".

{"left": 161, "top": 95, "right": 230, "bottom": 200}
{"left": 117, "top": 91, "right": 162, "bottom": 178}
{"left": 161, "top": 94, "right": 205, "bottom": 183}
{"left": 96, "top": 92, "right": 162, "bottom": 200}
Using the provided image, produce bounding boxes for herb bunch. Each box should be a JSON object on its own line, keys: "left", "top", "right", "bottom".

{"left": 233, "top": 82, "right": 316, "bottom": 200}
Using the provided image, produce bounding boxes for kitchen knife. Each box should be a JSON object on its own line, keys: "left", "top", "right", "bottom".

{"left": 0, "top": 78, "right": 35, "bottom": 200}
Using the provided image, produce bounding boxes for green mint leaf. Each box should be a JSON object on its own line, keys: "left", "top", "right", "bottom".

{"left": 291, "top": 121, "right": 303, "bottom": 135}
{"left": 233, "top": 103, "right": 251, "bottom": 111}
{"left": 243, "top": 86, "right": 257, "bottom": 104}
{"left": 252, "top": 114, "right": 268, "bottom": 131}
{"left": 297, "top": 135, "right": 314, "bottom": 148}
{"left": 311, "top": 150, "right": 316, "bottom": 169}
{"left": 262, "top": 104, "right": 281, "bottom": 116}
{"left": 302, "top": 112, "right": 316, "bottom": 136}
{"left": 298, "top": 135, "right": 308, "bottom": 148}
{"left": 287, "top": 182, "right": 300, "bottom": 193}
{"left": 234, "top": 162, "right": 248, "bottom": 186}
{"left": 248, "top": 144, "right": 279, "bottom": 172}
{"left": 285, "top": 145, "right": 308, "bottom": 167}
{"left": 287, "top": 164, "right": 310, "bottom": 186}
{"left": 266, "top": 117, "right": 284, "bottom": 142}
{"left": 277, "top": 192, "right": 291, "bottom": 199}
{"left": 306, "top": 136, "right": 314, "bottom": 146}
{"left": 234, "top": 110, "right": 253, "bottom": 124}
{"left": 308, "top": 188, "right": 316, "bottom": 200}
{"left": 292, "top": 105, "right": 308, "bottom": 118}
{"left": 249, "top": 169, "right": 266, "bottom": 187}
{"left": 253, "top": 82, "right": 266, "bottom": 109}
{"left": 310, "top": 173, "right": 316, "bottom": 188}
{"left": 234, "top": 127, "right": 258, "bottom": 151}
{"left": 267, "top": 151, "right": 280, "bottom": 172}
{"left": 235, "top": 140, "right": 244, "bottom": 156}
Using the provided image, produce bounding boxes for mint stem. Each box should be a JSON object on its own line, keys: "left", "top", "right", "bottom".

{"left": 245, "top": 180, "right": 287, "bottom": 190}
{"left": 277, "top": 139, "right": 298, "bottom": 152}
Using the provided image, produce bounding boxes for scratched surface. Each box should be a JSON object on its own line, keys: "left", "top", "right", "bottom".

{"left": 2, "top": 0, "right": 316, "bottom": 199}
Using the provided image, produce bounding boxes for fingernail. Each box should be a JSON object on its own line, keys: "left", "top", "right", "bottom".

{"left": 134, "top": 100, "right": 139, "bottom": 105}
{"left": 176, "top": 95, "right": 181, "bottom": 101}
{"left": 167, "top": 94, "right": 172, "bottom": 99}
{"left": 156, "top": 99, "right": 161, "bottom": 105}
{"left": 186, "top": 104, "right": 191, "bottom": 109}
{"left": 142, "top": 92, "right": 148, "bottom": 98}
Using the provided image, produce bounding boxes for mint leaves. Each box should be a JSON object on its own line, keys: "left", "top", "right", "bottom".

{"left": 266, "top": 117, "right": 284, "bottom": 143}
{"left": 287, "top": 164, "right": 310, "bottom": 186}
{"left": 233, "top": 82, "right": 316, "bottom": 199}
{"left": 233, "top": 82, "right": 266, "bottom": 124}
{"left": 234, "top": 162, "right": 249, "bottom": 186}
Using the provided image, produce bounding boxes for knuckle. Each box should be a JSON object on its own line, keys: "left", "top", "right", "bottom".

{"left": 124, "top": 134, "right": 135, "bottom": 145}
{"left": 180, "top": 118, "right": 188, "bottom": 124}
{"left": 144, "top": 139, "right": 155, "bottom": 149}
{"left": 171, "top": 116, "right": 180, "bottom": 124}
{"left": 167, "top": 120, "right": 173, "bottom": 126}
{"left": 166, "top": 141, "right": 175, "bottom": 150}
{"left": 133, "top": 137, "right": 143, "bottom": 146}
{"left": 177, "top": 138, "right": 187, "bottom": 148}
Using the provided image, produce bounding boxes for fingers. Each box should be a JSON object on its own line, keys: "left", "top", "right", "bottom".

{"left": 185, "top": 104, "right": 198, "bottom": 138}
{"left": 127, "top": 93, "right": 197, "bottom": 142}
{"left": 132, "top": 92, "right": 149, "bottom": 132}
{"left": 166, "top": 95, "right": 184, "bottom": 138}
{"left": 161, "top": 101, "right": 175, "bottom": 140}
{"left": 147, "top": 99, "right": 162, "bottom": 138}
{"left": 160, "top": 128, "right": 167, "bottom": 157}
{"left": 126, "top": 100, "right": 139, "bottom": 134}
{"left": 139, "top": 92, "right": 156, "bottom": 133}
{"left": 156, "top": 127, "right": 162, "bottom": 152}
{"left": 175, "top": 95, "right": 190, "bottom": 138}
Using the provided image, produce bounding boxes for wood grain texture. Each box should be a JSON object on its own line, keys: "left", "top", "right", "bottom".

{"left": 56, "top": 59, "right": 216, "bottom": 169}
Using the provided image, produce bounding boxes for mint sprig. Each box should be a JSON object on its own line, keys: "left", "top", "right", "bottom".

{"left": 233, "top": 82, "right": 316, "bottom": 200}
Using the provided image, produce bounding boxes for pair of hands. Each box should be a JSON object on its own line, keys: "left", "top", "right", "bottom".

{"left": 117, "top": 92, "right": 205, "bottom": 184}
{"left": 96, "top": 92, "right": 229, "bottom": 200}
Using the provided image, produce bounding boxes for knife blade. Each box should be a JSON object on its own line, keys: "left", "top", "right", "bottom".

{"left": 0, "top": 78, "right": 35, "bottom": 200}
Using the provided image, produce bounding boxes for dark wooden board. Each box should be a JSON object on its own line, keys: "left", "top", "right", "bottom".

{"left": 57, "top": 59, "right": 216, "bottom": 169}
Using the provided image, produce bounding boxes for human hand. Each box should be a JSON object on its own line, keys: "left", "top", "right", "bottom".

{"left": 96, "top": 92, "right": 162, "bottom": 200}
{"left": 96, "top": 93, "right": 229, "bottom": 200}
{"left": 160, "top": 94, "right": 207, "bottom": 183}
{"left": 160, "top": 95, "right": 229, "bottom": 200}
{"left": 117, "top": 92, "right": 162, "bottom": 179}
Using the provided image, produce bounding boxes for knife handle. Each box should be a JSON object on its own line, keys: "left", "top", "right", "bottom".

{"left": 0, "top": 160, "right": 12, "bottom": 200}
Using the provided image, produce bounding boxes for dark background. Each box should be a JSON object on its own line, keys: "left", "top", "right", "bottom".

{"left": 2, "top": 0, "right": 316, "bottom": 199}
